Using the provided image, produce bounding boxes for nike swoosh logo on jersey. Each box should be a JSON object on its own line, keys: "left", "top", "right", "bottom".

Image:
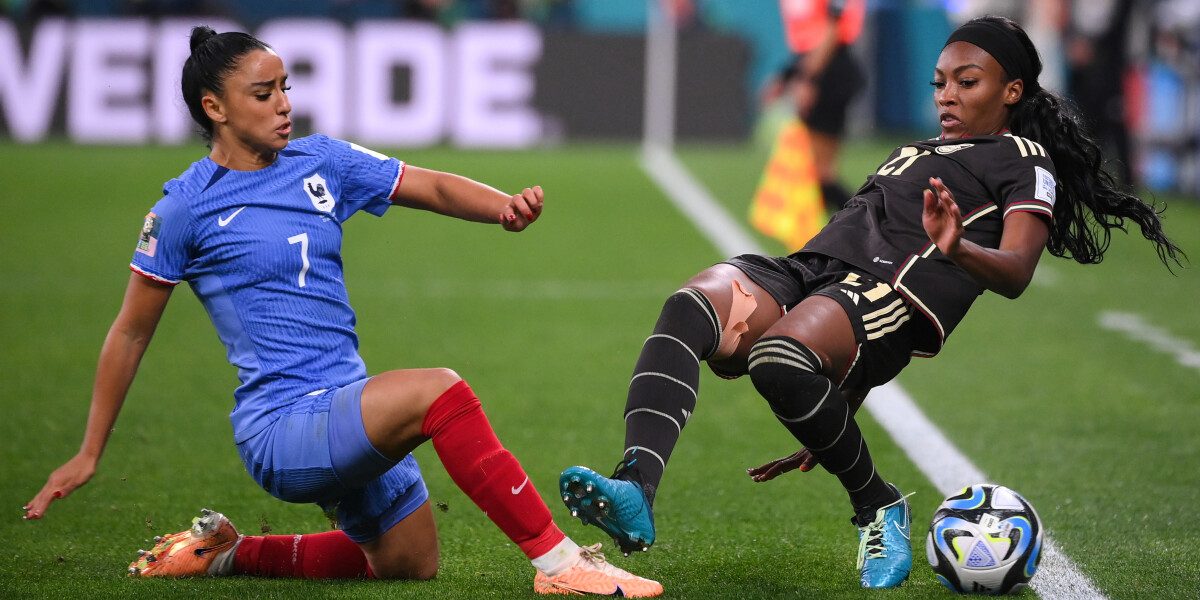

{"left": 217, "top": 206, "right": 247, "bottom": 227}
{"left": 511, "top": 477, "right": 530, "bottom": 495}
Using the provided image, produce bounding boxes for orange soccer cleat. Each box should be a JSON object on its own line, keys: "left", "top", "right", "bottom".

{"left": 128, "top": 508, "right": 242, "bottom": 577}
{"left": 534, "top": 544, "right": 663, "bottom": 597}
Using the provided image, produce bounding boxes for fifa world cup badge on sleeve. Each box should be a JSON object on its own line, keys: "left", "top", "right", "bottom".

{"left": 136, "top": 212, "right": 162, "bottom": 257}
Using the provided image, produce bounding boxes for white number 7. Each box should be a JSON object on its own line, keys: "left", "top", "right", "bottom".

{"left": 287, "top": 232, "right": 310, "bottom": 288}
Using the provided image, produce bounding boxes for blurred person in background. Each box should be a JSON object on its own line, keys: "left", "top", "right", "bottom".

{"left": 22, "top": 25, "right": 662, "bottom": 598}
{"left": 762, "top": 0, "right": 867, "bottom": 213}
{"left": 560, "top": 15, "right": 1183, "bottom": 590}
{"left": 1066, "top": 0, "right": 1138, "bottom": 187}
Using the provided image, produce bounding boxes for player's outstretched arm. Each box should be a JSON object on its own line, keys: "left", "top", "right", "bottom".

{"left": 923, "top": 176, "right": 1049, "bottom": 298}
{"left": 391, "top": 166, "right": 543, "bottom": 232}
{"left": 24, "top": 273, "right": 173, "bottom": 520}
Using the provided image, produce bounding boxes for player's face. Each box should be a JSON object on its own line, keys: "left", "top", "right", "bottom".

{"left": 207, "top": 49, "right": 292, "bottom": 156}
{"left": 932, "top": 42, "right": 1022, "bottom": 139}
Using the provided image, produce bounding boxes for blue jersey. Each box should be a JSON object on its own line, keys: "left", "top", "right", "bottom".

{"left": 130, "top": 135, "right": 404, "bottom": 443}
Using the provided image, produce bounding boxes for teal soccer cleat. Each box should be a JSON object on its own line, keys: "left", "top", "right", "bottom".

{"left": 855, "top": 487, "right": 914, "bottom": 589}
{"left": 559, "top": 464, "right": 655, "bottom": 556}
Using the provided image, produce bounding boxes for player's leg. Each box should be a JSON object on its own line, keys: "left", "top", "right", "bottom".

{"left": 806, "top": 44, "right": 863, "bottom": 213}
{"left": 129, "top": 377, "right": 429, "bottom": 580}
{"left": 561, "top": 263, "right": 782, "bottom": 553}
{"left": 745, "top": 271, "right": 915, "bottom": 588}
{"left": 810, "top": 132, "right": 852, "bottom": 211}
{"left": 361, "top": 368, "right": 662, "bottom": 596}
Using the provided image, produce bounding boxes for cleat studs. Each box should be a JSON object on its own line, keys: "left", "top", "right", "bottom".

{"left": 562, "top": 494, "right": 571, "bottom": 502}
{"left": 145, "top": 554, "right": 157, "bottom": 563}
{"left": 585, "top": 483, "right": 594, "bottom": 493}
{"left": 153, "top": 536, "right": 163, "bottom": 542}
{"left": 136, "top": 549, "right": 147, "bottom": 556}
{"left": 570, "top": 509, "right": 578, "bottom": 517}
{"left": 129, "top": 567, "right": 139, "bottom": 575}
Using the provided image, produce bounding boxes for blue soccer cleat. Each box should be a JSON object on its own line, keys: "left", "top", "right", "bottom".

{"left": 855, "top": 486, "right": 914, "bottom": 589}
{"left": 559, "top": 463, "right": 655, "bottom": 556}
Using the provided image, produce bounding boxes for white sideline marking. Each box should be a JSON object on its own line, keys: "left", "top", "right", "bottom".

{"left": 1098, "top": 311, "right": 1200, "bottom": 372}
{"left": 638, "top": 146, "right": 1107, "bottom": 600}
{"left": 641, "top": 144, "right": 761, "bottom": 257}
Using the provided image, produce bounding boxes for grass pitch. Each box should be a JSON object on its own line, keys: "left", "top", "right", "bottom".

{"left": 1, "top": 139, "right": 1197, "bottom": 599}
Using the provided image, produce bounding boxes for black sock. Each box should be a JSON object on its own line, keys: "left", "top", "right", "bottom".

{"left": 747, "top": 336, "right": 894, "bottom": 514}
{"left": 621, "top": 289, "right": 719, "bottom": 505}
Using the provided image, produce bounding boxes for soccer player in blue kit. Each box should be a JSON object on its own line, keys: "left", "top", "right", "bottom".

{"left": 23, "top": 26, "right": 662, "bottom": 597}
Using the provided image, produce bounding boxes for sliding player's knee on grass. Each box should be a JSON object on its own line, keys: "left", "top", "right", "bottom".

{"left": 360, "top": 368, "right": 463, "bottom": 460}
{"left": 360, "top": 501, "right": 441, "bottom": 580}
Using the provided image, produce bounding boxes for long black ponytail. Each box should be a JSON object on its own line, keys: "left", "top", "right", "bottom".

{"left": 981, "top": 16, "right": 1185, "bottom": 268}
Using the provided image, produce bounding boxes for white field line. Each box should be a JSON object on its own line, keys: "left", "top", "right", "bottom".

{"left": 638, "top": 146, "right": 1106, "bottom": 600}
{"left": 1098, "top": 311, "right": 1200, "bottom": 372}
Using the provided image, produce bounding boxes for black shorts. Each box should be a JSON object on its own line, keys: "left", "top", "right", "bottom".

{"left": 724, "top": 253, "right": 917, "bottom": 391}
{"left": 797, "top": 44, "right": 865, "bottom": 137}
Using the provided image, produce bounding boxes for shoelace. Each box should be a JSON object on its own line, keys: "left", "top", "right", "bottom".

{"left": 579, "top": 543, "right": 609, "bottom": 565}
{"left": 610, "top": 458, "right": 636, "bottom": 479}
{"left": 855, "top": 492, "right": 915, "bottom": 570}
{"left": 856, "top": 522, "right": 887, "bottom": 569}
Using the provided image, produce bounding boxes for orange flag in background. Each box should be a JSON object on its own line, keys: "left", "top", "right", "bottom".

{"left": 749, "top": 119, "right": 826, "bottom": 251}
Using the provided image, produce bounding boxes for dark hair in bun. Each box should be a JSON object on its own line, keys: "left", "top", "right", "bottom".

{"left": 181, "top": 26, "right": 270, "bottom": 142}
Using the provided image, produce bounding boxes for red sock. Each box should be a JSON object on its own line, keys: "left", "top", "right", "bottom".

{"left": 232, "top": 530, "right": 374, "bottom": 579}
{"left": 421, "top": 380, "right": 566, "bottom": 559}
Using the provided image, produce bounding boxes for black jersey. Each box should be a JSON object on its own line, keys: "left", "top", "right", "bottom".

{"left": 802, "top": 134, "right": 1057, "bottom": 356}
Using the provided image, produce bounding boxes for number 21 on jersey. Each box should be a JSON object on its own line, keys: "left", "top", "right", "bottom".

{"left": 877, "top": 146, "right": 930, "bottom": 176}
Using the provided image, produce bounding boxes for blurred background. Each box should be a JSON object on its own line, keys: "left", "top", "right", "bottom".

{"left": 2, "top": 0, "right": 1198, "bottom": 198}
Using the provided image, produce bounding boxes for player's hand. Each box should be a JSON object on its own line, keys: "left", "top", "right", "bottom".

{"left": 23, "top": 453, "right": 98, "bottom": 520}
{"left": 747, "top": 447, "right": 817, "bottom": 482}
{"left": 923, "top": 177, "right": 964, "bottom": 258}
{"left": 499, "top": 185, "right": 543, "bottom": 232}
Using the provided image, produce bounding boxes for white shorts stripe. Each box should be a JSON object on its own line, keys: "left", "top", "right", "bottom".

{"left": 866, "top": 314, "right": 912, "bottom": 340}
{"left": 862, "top": 297, "right": 904, "bottom": 321}
{"left": 864, "top": 305, "right": 908, "bottom": 331}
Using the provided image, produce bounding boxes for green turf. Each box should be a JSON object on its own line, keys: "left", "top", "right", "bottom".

{"left": 1, "top": 140, "right": 1197, "bottom": 599}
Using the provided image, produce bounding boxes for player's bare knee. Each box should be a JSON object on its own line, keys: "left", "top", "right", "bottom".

{"left": 410, "top": 555, "right": 439, "bottom": 581}
{"left": 371, "top": 556, "right": 439, "bottom": 581}
{"left": 426, "top": 367, "right": 462, "bottom": 394}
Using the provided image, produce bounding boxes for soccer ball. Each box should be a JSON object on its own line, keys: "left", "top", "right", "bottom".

{"left": 926, "top": 484, "right": 1043, "bottom": 594}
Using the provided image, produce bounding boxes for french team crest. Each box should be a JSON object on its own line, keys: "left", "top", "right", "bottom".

{"left": 135, "top": 212, "right": 161, "bottom": 257}
{"left": 303, "top": 173, "right": 336, "bottom": 214}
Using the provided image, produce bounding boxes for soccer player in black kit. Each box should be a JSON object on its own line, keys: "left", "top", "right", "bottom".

{"left": 558, "top": 15, "right": 1184, "bottom": 589}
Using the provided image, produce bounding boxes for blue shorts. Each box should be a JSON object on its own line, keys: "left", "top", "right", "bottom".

{"left": 236, "top": 377, "right": 429, "bottom": 543}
